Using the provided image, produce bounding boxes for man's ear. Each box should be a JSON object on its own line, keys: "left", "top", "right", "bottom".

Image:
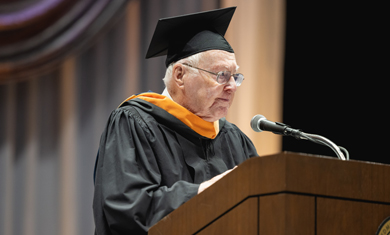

{"left": 172, "top": 64, "right": 185, "bottom": 87}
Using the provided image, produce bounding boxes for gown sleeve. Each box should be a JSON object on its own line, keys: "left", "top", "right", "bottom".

{"left": 93, "top": 107, "right": 199, "bottom": 235}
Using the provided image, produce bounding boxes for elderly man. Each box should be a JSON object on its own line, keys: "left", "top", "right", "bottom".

{"left": 93, "top": 7, "right": 258, "bottom": 235}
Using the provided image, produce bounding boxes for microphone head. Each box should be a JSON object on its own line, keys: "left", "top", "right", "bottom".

{"left": 250, "top": 114, "right": 266, "bottom": 132}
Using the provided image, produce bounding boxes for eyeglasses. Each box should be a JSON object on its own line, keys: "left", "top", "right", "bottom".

{"left": 182, "top": 63, "right": 244, "bottom": 87}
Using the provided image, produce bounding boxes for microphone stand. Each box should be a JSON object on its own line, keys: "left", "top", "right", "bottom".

{"left": 298, "top": 132, "right": 348, "bottom": 161}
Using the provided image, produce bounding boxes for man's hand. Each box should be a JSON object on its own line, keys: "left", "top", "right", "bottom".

{"left": 197, "top": 166, "right": 237, "bottom": 194}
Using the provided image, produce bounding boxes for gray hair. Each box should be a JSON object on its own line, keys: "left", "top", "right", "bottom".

{"left": 162, "top": 52, "right": 205, "bottom": 87}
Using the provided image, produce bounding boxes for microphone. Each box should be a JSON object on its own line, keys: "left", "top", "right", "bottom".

{"left": 250, "top": 115, "right": 302, "bottom": 139}
{"left": 250, "top": 114, "right": 348, "bottom": 161}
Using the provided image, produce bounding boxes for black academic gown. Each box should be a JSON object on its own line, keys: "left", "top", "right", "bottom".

{"left": 93, "top": 96, "right": 258, "bottom": 235}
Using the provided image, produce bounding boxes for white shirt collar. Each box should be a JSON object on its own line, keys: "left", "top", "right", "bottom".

{"left": 162, "top": 87, "right": 173, "bottom": 100}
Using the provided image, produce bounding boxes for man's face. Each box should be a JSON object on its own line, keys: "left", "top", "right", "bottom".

{"left": 182, "top": 50, "right": 238, "bottom": 122}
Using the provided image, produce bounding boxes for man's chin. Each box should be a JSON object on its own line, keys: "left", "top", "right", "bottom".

{"left": 209, "top": 110, "right": 229, "bottom": 122}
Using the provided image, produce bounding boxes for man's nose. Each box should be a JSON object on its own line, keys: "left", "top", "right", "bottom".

{"left": 224, "top": 76, "right": 237, "bottom": 92}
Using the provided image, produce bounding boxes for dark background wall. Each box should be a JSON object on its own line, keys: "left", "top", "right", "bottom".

{"left": 282, "top": 2, "right": 388, "bottom": 164}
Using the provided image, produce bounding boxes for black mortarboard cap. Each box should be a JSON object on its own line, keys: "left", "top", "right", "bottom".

{"left": 145, "top": 7, "right": 236, "bottom": 67}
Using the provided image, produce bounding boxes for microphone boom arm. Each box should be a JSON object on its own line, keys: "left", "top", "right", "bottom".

{"left": 298, "top": 132, "right": 347, "bottom": 160}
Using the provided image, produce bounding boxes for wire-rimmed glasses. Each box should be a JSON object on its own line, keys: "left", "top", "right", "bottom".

{"left": 182, "top": 63, "right": 244, "bottom": 86}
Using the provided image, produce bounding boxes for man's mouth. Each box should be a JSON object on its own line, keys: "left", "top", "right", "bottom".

{"left": 217, "top": 98, "right": 230, "bottom": 102}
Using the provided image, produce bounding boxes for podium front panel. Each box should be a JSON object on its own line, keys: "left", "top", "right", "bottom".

{"left": 149, "top": 153, "right": 390, "bottom": 234}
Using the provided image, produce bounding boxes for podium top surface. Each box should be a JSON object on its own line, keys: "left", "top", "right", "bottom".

{"left": 241, "top": 152, "right": 390, "bottom": 203}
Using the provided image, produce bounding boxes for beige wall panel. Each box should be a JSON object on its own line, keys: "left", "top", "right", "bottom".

{"left": 222, "top": 0, "right": 285, "bottom": 156}
{"left": 125, "top": 0, "right": 141, "bottom": 96}
{"left": 23, "top": 78, "right": 38, "bottom": 235}
{"left": 59, "top": 57, "right": 77, "bottom": 235}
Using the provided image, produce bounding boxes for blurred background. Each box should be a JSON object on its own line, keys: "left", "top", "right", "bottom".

{"left": 0, "top": 0, "right": 387, "bottom": 234}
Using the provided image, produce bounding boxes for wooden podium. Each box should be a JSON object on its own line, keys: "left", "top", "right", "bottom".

{"left": 149, "top": 152, "right": 390, "bottom": 234}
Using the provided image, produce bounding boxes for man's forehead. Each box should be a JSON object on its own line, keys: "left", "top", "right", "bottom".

{"left": 200, "top": 50, "right": 237, "bottom": 70}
